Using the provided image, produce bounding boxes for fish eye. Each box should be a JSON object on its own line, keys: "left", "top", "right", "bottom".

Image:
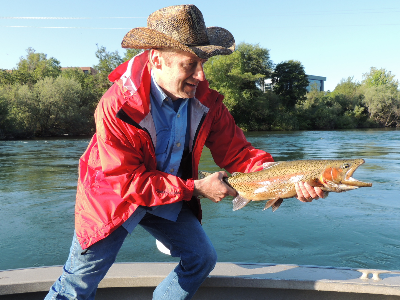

{"left": 342, "top": 163, "right": 350, "bottom": 169}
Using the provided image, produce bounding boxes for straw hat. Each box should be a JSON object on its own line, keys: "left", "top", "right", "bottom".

{"left": 121, "top": 4, "right": 235, "bottom": 59}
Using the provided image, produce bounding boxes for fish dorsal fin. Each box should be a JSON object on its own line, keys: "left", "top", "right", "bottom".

{"left": 262, "top": 162, "right": 280, "bottom": 170}
{"left": 232, "top": 195, "right": 251, "bottom": 211}
{"left": 231, "top": 172, "right": 244, "bottom": 177}
{"left": 198, "top": 171, "right": 212, "bottom": 179}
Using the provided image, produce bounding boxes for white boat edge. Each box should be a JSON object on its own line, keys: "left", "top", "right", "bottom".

{"left": 1, "top": 262, "right": 400, "bottom": 299}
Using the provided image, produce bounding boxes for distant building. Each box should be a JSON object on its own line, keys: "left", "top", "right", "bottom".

{"left": 263, "top": 75, "right": 326, "bottom": 92}
{"left": 306, "top": 75, "right": 326, "bottom": 92}
{"left": 263, "top": 79, "right": 273, "bottom": 91}
{"left": 61, "top": 67, "right": 98, "bottom": 75}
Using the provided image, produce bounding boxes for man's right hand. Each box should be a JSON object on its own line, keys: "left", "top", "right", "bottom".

{"left": 193, "top": 171, "right": 237, "bottom": 203}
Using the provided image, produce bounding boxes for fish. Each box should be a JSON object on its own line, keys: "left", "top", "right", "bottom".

{"left": 200, "top": 159, "right": 372, "bottom": 212}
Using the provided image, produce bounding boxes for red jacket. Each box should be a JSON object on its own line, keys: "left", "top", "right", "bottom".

{"left": 75, "top": 51, "right": 273, "bottom": 249}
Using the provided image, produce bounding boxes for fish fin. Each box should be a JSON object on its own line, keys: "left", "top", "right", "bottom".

{"left": 306, "top": 178, "right": 324, "bottom": 187}
{"left": 231, "top": 172, "right": 244, "bottom": 177}
{"left": 198, "top": 171, "right": 212, "bottom": 179}
{"left": 232, "top": 195, "right": 251, "bottom": 211}
{"left": 262, "top": 162, "right": 280, "bottom": 169}
{"left": 272, "top": 199, "right": 284, "bottom": 212}
{"left": 264, "top": 198, "right": 283, "bottom": 212}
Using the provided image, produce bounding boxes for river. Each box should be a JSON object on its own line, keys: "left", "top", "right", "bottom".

{"left": 0, "top": 129, "right": 399, "bottom": 271}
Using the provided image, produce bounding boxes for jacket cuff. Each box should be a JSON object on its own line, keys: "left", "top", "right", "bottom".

{"left": 183, "top": 179, "right": 195, "bottom": 200}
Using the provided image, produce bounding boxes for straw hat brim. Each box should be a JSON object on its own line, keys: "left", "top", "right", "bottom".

{"left": 121, "top": 26, "right": 235, "bottom": 59}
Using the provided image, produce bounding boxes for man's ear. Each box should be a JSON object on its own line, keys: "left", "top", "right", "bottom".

{"left": 150, "top": 49, "right": 162, "bottom": 70}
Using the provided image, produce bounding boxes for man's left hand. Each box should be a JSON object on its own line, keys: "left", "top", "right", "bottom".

{"left": 295, "top": 182, "right": 326, "bottom": 202}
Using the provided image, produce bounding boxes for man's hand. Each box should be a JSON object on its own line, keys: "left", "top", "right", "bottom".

{"left": 193, "top": 171, "right": 237, "bottom": 203}
{"left": 295, "top": 182, "right": 327, "bottom": 202}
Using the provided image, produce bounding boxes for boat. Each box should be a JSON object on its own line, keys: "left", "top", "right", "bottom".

{"left": 1, "top": 262, "right": 400, "bottom": 299}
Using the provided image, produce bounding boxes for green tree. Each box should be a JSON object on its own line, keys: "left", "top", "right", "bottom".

{"left": 271, "top": 60, "right": 309, "bottom": 108}
{"left": 2, "top": 84, "right": 39, "bottom": 138}
{"left": 60, "top": 68, "right": 101, "bottom": 112}
{"left": 0, "top": 68, "right": 35, "bottom": 86}
{"left": 362, "top": 84, "right": 400, "bottom": 127}
{"left": 362, "top": 67, "right": 398, "bottom": 89}
{"left": 1, "top": 48, "right": 100, "bottom": 139}
{"left": 123, "top": 49, "right": 143, "bottom": 61}
{"left": 296, "top": 90, "right": 341, "bottom": 130}
{"left": 236, "top": 43, "right": 273, "bottom": 90}
{"left": 332, "top": 77, "right": 361, "bottom": 97}
{"left": 34, "top": 76, "right": 89, "bottom": 136}
{"left": 16, "top": 47, "right": 61, "bottom": 83}
{"left": 204, "top": 43, "right": 274, "bottom": 130}
{"left": 0, "top": 70, "right": 15, "bottom": 86}
{"left": 94, "top": 45, "right": 124, "bottom": 93}
{"left": 330, "top": 77, "right": 369, "bottom": 127}
{"left": 297, "top": 82, "right": 372, "bottom": 130}
{"left": 0, "top": 88, "right": 10, "bottom": 138}
{"left": 361, "top": 67, "right": 400, "bottom": 127}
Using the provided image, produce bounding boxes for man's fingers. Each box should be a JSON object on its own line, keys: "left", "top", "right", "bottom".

{"left": 295, "top": 182, "right": 321, "bottom": 202}
{"left": 222, "top": 178, "right": 237, "bottom": 197}
{"left": 194, "top": 171, "right": 237, "bottom": 203}
{"left": 315, "top": 187, "right": 325, "bottom": 198}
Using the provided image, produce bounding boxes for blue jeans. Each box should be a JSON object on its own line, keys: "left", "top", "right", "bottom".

{"left": 45, "top": 204, "right": 217, "bottom": 300}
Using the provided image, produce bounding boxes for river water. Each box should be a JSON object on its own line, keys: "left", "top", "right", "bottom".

{"left": 0, "top": 129, "right": 399, "bottom": 271}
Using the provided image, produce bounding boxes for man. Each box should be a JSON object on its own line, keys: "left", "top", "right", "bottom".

{"left": 45, "top": 4, "right": 323, "bottom": 300}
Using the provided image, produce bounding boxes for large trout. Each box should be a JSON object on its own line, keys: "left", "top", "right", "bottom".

{"left": 201, "top": 159, "right": 372, "bottom": 211}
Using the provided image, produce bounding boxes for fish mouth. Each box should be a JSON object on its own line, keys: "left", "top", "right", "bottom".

{"left": 342, "top": 159, "right": 372, "bottom": 187}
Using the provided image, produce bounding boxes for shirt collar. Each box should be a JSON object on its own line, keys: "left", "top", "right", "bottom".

{"left": 150, "top": 71, "right": 190, "bottom": 105}
{"left": 150, "top": 71, "right": 169, "bottom": 106}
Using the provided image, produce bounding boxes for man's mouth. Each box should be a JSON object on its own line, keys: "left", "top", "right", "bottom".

{"left": 186, "top": 81, "right": 198, "bottom": 88}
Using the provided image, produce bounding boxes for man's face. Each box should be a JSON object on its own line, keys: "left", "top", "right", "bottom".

{"left": 151, "top": 49, "right": 208, "bottom": 100}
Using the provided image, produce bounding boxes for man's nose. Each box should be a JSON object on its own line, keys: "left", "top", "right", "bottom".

{"left": 193, "top": 63, "right": 206, "bottom": 81}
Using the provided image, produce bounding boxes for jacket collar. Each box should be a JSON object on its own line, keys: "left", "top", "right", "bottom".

{"left": 111, "top": 51, "right": 221, "bottom": 125}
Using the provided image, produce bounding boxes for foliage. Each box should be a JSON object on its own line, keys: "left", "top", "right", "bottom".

{"left": 94, "top": 45, "right": 124, "bottom": 93}
{"left": 0, "top": 88, "right": 10, "bottom": 138}
{"left": 362, "top": 67, "right": 399, "bottom": 89}
{"left": 123, "top": 49, "right": 143, "bottom": 61}
{"left": 60, "top": 68, "right": 102, "bottom": 112}
{"left": 271, "top": 60, "right": 309, "bottom": 108}
{"left": 1, "top": 84, "right": 38, "bottom": 138}
{"left": 296, "top": 79, "right": 373, "bottom": 130}
{"left": 236, "top": 43, "right": 273, "bottom": 90}
{"left": 331, "top": 77, "right": 361, "bottom": 98}
{"left": 17, "top": 47, "right": 61, "bottom": 83}
{"left": 204, "top": 43, "right": 274, "bottom": 130}
{"left": 362, "top": 84, "right": 400, "bottom": 127}
{"left": 1, "top": 44, "right": 400, "bottom": 139}
{"left": 0, "top": 48, "right": 62, "bottom": 87}
{"left": 0, "top": 77, "right": 93, "bottom": 139}
{"left": 94, "top": 45, "right": 124, "bottom": 73}
{"left": 360, "top": 67, "right": 400, "bottom": 127}
{"left": 34, "top": 77, "right": 91, "bottom": 136}
{"left": 0, "top": 69, "right": 20, "bottom": 86}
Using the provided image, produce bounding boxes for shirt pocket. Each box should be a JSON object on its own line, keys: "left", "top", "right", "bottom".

{"left": 155, "top": 128, "right": 171, "bottom": 156}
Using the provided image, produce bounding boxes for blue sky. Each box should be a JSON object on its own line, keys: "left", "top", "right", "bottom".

{"left": 1, "top": 0, "right": 399, "bottom": 91}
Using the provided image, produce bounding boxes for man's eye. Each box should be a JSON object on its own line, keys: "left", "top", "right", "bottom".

{"left": 183, "top": 62, "right": 196, "bottom": 69}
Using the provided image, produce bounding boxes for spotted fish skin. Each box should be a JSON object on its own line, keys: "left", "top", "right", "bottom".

{"left": 202, "top": 159, "right": 372, "bottom": 212}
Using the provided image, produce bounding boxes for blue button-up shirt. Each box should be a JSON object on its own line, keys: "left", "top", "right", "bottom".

{"left": 122, "top": 72, "right": 189, "bottom": 233}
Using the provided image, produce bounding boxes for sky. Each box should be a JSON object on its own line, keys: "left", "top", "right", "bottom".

{"left": 1, "top": 0, "right": 399, "bottom": 91}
